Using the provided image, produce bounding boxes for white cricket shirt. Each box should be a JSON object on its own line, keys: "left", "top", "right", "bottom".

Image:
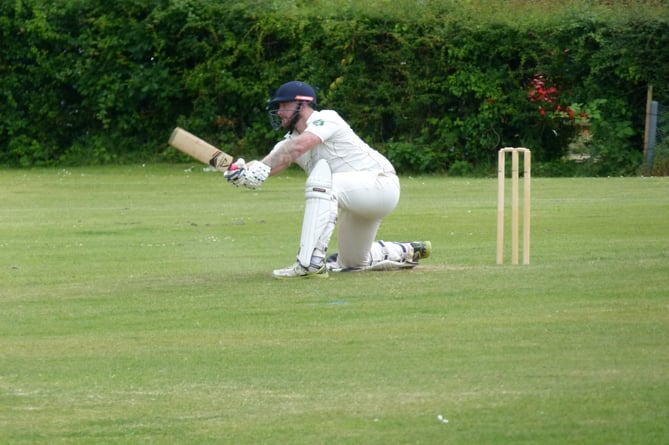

{"left": 284, "top": 110, "right": 395, "bottom": 176}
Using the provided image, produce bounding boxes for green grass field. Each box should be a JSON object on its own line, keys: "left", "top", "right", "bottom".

{"left": 1, "top": 165, "right": 668, "bottom": 444}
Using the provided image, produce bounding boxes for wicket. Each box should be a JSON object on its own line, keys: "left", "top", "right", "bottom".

{"left": 496, "top": 147, "right": 531, "bottom": 265}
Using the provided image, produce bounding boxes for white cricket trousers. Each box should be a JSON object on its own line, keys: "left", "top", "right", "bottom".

{"left": 332, "top": 171, "right": 400, "bottom": 269}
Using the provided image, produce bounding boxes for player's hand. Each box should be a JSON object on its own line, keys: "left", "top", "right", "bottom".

{"left": 224, "top": 158, "right": 246, "bottom": 187}
{"left": 243, "top": 161, "right": 271, "bottom": 189}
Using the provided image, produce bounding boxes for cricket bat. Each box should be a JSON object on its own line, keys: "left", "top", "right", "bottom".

{"left": 168, "top": 127, "right": 234, "bottom": 171}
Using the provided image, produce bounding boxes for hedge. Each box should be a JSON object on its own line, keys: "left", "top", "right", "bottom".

{"left": 1, "top": 0, "right": 668, "bottom": 175}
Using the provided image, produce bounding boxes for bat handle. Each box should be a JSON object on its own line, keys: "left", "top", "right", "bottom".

{"left": 210, "top": 152, "right": 231, "bottom": 170}
{"left": 209, "top": 152, "right": 222, "bottom": 168}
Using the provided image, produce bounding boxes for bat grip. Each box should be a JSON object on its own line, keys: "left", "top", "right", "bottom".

{"left": 209, "top": 152, "right": 223, "bottom": 168}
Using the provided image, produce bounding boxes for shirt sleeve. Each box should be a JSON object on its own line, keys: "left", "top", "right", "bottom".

{"left": 303, "top": 111, "right": 341, "bottom": 142}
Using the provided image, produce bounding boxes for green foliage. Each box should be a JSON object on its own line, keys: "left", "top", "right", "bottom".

{"left": 1, "top": 0, "right": 668, "bottom": 175}
{"left": 381, "top": 141, "right": 446, "bottom": 174}
{"left": 648, "top": 138, "right": 669, "bottom": 176}
{"left": 447, "top": 160, "right": 474, "bottom": 176}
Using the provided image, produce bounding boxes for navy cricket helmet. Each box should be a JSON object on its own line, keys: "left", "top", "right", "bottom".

{"left": 267, "top": 81, "right": 317, "bottom": 131}
{"left": 267, "top": 81, "right": 317, "bottom": 108}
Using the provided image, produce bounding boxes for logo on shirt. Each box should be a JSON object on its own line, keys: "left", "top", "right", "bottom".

{"left": 313, "top": 119, "right": 325, "bottom": 126}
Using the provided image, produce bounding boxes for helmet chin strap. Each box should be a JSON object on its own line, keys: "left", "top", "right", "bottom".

{"left": 288, "top": 102, "right": 303, "bottom": 133}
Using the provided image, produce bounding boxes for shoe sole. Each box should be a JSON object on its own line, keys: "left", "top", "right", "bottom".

{"left": 273, "top": 271, "right": 329, "bottom": 280}
{"left": 421, "top": 241, "right": 432, "bottom": 259}
{"left": 413, "top": 241, "right": 432, "bottom": 261}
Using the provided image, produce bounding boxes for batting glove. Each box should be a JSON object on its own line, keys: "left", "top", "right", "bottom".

{"left": 242, "top": 160, "right": 271, "bottom": 189}
{"left": 224, "top": 158, "right": 246, "bottom": 187}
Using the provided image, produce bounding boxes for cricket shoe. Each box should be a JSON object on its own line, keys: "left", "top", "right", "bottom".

{"left": 326, "top": 253, "right": 362, "bottom": 273}
{"left": 272, "top": 261, "right": 329, "bottom": 279}
{"left": 410, "top": 241, "right": 432, "bottom": 262}
{"left": 326, "top": 253, "right": 342, "bottom": 272}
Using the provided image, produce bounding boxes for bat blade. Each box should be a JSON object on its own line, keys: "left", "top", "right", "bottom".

{"left": 168, "top": 127, "right": 233, "bottom": 171}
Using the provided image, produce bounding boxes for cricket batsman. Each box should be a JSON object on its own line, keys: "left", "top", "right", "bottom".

{"left": 224, "top": 81, "right": 431, "bottom": 278}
